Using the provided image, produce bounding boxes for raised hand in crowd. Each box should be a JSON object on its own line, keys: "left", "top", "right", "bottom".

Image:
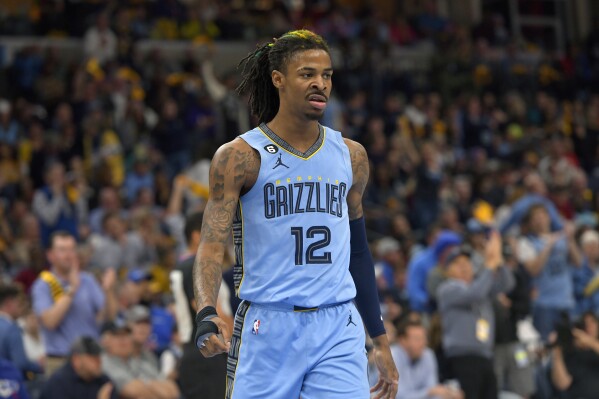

{"left": 68, "top": 256, "right": 81, "bottom": 294}
{"left": 484, "top": 230, "right": 503, "bottom": 271}
{"left": 101, "top": 268, "right": 117, "bottom": 292}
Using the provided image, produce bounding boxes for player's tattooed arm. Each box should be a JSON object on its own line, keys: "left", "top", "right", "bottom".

{"left": 344, "top": 138, "right": 369, "bottom": 221}
{"left": 193, "top": 139, "right": 259, "bottom": 309}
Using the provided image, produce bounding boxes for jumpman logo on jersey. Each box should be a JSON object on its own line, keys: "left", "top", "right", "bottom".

{"left": 273, "top": 154, "right": 289, "bottom": 169}
{"left": 347, "top": 311, "right": 357, "bottom": 327}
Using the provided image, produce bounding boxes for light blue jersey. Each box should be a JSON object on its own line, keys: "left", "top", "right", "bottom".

{"left": 226, "top": 124, "right": 369, "bottom": 399}
{"left": 233, "top": 123, "right": 356, "bottom": 307}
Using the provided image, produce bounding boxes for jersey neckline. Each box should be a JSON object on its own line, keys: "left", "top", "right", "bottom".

{"left": 258, "top": 123, "right": 325, "bottom": 160}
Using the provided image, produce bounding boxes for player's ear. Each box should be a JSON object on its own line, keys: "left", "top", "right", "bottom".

{"left": 272, "top": 70, "right": 284, "bottom": 89}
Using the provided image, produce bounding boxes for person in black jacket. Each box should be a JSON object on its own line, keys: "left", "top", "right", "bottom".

{"left": 551, "top": 312, "right": 599, "bottom": 399}
{"left": 39, "top": 336, "right": 116, "bottom": 399}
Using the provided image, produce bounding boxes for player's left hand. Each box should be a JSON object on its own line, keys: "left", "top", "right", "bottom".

{"left": 370, "top": 336, "right": 399, "bottom": 399}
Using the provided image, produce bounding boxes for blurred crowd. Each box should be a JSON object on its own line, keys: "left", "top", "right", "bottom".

{"left": 0, "top": 1, "right": 599, "bottom": 399}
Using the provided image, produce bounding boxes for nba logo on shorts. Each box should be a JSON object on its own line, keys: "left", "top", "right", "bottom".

{"left": 252, "top": 319, "right": 260, "bottom": 335}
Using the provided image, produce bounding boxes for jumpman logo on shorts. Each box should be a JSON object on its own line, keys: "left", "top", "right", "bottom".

{"left": 347, "top": 311, "right": 357, "bottom": 327}
{"left": 273, "top": 154, "right": 289, "bottom": 169}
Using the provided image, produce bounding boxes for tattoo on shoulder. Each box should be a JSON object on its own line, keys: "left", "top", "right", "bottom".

{"left": 209, "top": 146, "right": 233, "bottom": 202}
{"left": 201, "top": 144, "right": 247, "bottom": 243}
{"left": 207, "top": 140, "right": 260, "bottom": 199}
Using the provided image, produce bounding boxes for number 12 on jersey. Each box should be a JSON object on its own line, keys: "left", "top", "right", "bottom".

{"left": 290, "top": 226, "right": 332, "bottom": 265}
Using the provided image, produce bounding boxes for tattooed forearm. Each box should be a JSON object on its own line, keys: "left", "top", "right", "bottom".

{"left": 192, "top": 199, "right": 235, "bottom": 308}
{"left": 193, "top": 254, "right": 224, "bottom": 309}
{"left": 344, "top": 139, "right": 370, "bottom": 221}
{"left": 192, "top": 139, "right": 259, "bottom": 310}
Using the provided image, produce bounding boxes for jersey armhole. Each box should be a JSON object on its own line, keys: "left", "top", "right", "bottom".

{"left": 336, "top": 131, "right": 354, "bottom": 189}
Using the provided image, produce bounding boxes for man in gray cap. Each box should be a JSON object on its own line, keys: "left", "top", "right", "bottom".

{"left": 437, "top": 232, "right": 515, "bottom": 399}
{"left": 101, "top": 309, "right": 180, "bottom": 399}
{"left": 125, "top": 305, "right": 155, "bottom": 356}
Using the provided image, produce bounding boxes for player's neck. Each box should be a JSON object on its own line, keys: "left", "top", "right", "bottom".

{"left": 266, "top": 114, "right": 320, "bottom": 153}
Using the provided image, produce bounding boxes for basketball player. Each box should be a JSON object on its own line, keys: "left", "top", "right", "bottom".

{"left": 193, "top": 30, "right": 399, "bottom": 399}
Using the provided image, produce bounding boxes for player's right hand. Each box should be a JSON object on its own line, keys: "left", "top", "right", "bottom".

{"left": 199, "top": 316, "right": 231, "bottom": 357}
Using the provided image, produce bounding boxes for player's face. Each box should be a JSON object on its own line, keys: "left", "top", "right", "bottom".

{"left": 274, "top": 49, "right": 333, "bottom": 121}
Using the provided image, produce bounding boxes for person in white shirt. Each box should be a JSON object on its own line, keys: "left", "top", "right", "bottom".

{"left": 19, "top": 310, "right": 46, "bottom": 366}
{"left": 83, "top": 13, "right": 117, "bottom": 64}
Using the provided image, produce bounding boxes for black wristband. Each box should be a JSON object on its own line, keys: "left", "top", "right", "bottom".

{"left": 194, "top": 306, "right": 219, "bottom": 349}
{"left": 196, "top": 306, "right": 218, "bottom": 322}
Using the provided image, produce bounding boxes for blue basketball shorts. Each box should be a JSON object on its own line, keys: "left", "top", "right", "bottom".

{"left": 225, "top": 300, "right": 369, "bottom": 399}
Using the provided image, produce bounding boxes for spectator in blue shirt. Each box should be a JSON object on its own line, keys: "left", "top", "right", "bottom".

{"left": 31, "top": 231, "right": 117, "bottom": 374}
{"left": 0, "top": 284, "right": 43, "bottom": 376}
{"left": 516, "top": 205, "right": 582, "bottom": 341}
{"left": 393, "top": 319, "right": 464, "bottom": 399}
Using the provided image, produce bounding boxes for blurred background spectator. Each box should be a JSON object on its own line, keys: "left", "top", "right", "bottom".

{"left": 0, "top": 358, "right": 31, "bottom": 399}
{"left": 0, "top": 0, "right": 598, "bottom": 398}
{"left": 31, "top": 232, "right": 117, "bottom": 374}
{"left": 100, "top": 317, "right": 180, "bottom": 399}
{"left": 39, "top": 336, "right": 116, "bottom": 399}
{"left": 550, "top": 312, "right": 599, "bottom": 399}
{"left": 0, "top": 284, "right": 43, "bottom": 376}
{"left": 393, "top": 319, "right": 464, "bottom": 399}
{"left": 516, "top": 205, "right": 581, "bottom": 342}
{"left": 437, "top": 234, "right": 514, "bottom": 399}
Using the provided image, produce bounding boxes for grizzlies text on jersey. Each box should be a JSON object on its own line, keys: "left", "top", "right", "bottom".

{"left": 232, "top": 123, "right": 356, "bottom": 307}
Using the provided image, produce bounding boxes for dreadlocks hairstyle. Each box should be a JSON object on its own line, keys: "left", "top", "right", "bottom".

{"left": 237, "top": 30, "right": 330, "bottom": 124}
